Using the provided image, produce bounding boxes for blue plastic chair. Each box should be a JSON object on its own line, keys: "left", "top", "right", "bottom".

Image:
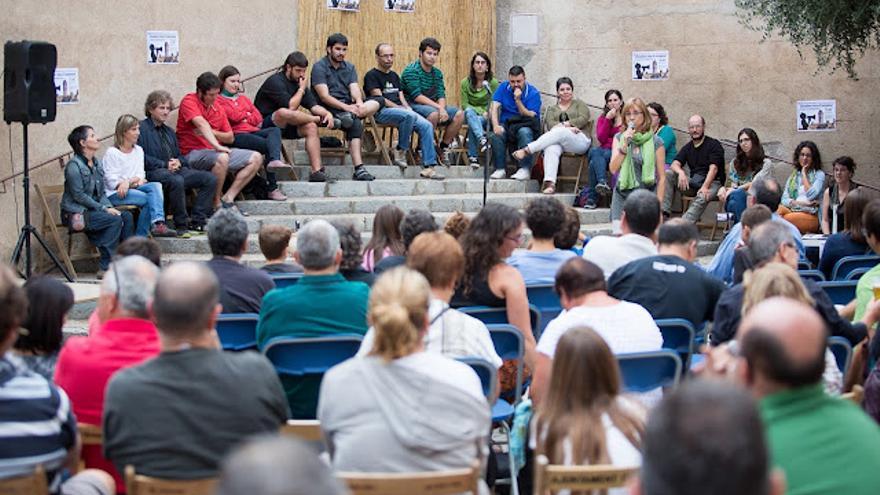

{"left": 617, "top": 350, "right": 682, "bottom": 393}
{"left": 459, "top": 305, "right": 541, "bottom": 340}
{"left": 261, "top": 335, "right": 363, "bottom": 377}
{"left": 525, "top": 284, "right": 561, "bottom": 336}
{"left": 845, "top": 266, "right": 872, "bottom": 281}
{"left": 798, "top": 269, "right": 826, "bottom": 282}
{"left": 655, "top": 319, "right": 696, "bottom": 369}
{"left": 458, "top": 357, "right": 498, "bottom": 401}
{"left": 827, "top": 336, "right": 853, "bottom": 376}
{"left": 486, "top": 324, "right": 525, "bottom": 495}
{"left": 272, "top": 273, "right": 304, "bottom": 289}
{"left": 817, "top": 280, "right": 858, "bottom": 305}
{"left": 215, "top": 313, "right": 259, "bottom": 351}
{"left": 797, "top": 260, "right": 813, "bottom": 271}
{"left": 831, "top": 255, "right": 879, "bottom": 281}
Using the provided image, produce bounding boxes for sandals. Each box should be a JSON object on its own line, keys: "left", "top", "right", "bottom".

{"left": 512, "top": 148, "right": 530, "bottom": 161}
{"left": 542, "top": 181, "right": 556, "bottom": 195}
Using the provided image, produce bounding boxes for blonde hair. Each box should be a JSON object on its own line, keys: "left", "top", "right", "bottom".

{"left": 114, "top": 114, "right": 140, "bottom": 148}
{"left": 622, "top": 97, "right": 651, "bottom": 133}
{"left": 742, "top": 262, "right": 814, "bottom": 317}
{"left": 368, "top": 267, "right": 431, "bottom": 362}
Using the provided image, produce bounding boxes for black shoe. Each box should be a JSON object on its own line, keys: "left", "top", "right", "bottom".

{"left": 309, "top": 168, "right": 336, "bottom": 183}
{"left": 353, "top": 166, "right": 375, "bottom": 181}
{"left": 595, "top": 181, "right": 612, "bottom": 197}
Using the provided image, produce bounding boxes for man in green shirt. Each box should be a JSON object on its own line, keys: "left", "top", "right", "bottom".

{"left": 257, "top": 219, "right": 369, "bottom": 419}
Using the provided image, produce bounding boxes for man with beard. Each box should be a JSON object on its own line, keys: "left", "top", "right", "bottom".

{"left": 662, "top": 114, "right": 725, "bottom": 222}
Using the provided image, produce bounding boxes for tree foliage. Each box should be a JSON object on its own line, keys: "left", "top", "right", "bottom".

{"left": 735, "top": 0, "right": 880, "bottom": 78}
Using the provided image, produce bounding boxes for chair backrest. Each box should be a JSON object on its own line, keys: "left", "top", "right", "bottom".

{"left": 271, "top": 273, "right": 304, "bottom": 289}
{"left": 798, "top": 269, "right": 826, "bottom": 282}
{"left": 526, "top": 284, "right": 561, "bottom": 337}
{"left": 487, "top": 324, "right": 525, "bottom": 404}
{"left": 827, "top": 336, "right": 853, "bottom": 375}
{"left": 617, "top": 350, "right": 682, "bottom": 393}
{"left": 338, "top": 460, "right": 481, "bottom": 495}
{"left": 78, "top": 423, "right": 103, "bottom": 445}
{"left": 533, "top": 455, "right": 637, "bottom": 493}
{"left": 458, "top": 305, "right": 541, "bottom": 340}
{"left": 817, "top": 280, "right": 859, "bottom": 306}
{"left": 125, "top": 466, "right": 216, "bottom": 495}
{"left": 280, "top": 419, "right": 323, "bottom": 442}
{"left": 831, "top": 254, "right": 879, "bottom": 281}
{"left": 457, "top": 357, "right": 498, "bottom": 400}
{"left": 655, "top": 318, "right": 696, "bottom": 368}
{"left": 845, "top": 266, "right": 872, "bottom": 281}
{"left": 215, "top": 313, "right": 259, "bottom": 352}
{"left": 262, "top": 334, "right": 363, "bottom": 376}
{"left": 797, "top": 260, "right": 813, "bottom": 271}
{"left": 0, "top": 465, "right": 48, "bottom": 495}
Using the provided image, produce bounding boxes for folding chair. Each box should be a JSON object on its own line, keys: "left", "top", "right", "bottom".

{"left": 533, "top": 455, "right": 637, "bottom": 494}
{"left": 831, "top": 254, "right": 879, "bottom": 281}
{"left": 827, "top": 336, "right": 853, "bottom": 375}
{"left": 0, "top": 465, "right": 47, "bottom": 495}
{"left": 215, "top": 313, "right": 259, "bottom": 352}
{"left": 798, "top": 269, "right": 826, "bottom": 282}
{"left": 617, "top": 350, "right": 682, "bottom": 393}
{"left": 271, "top": 273, "right": 304, "bottom": 289}
{"left": 525, "top": 284, "right": 561, "bottom": 338}
{"left": 280, "top": 419, "right": 323, "bottom": 442}
{"left": 364, "top": 116, "right": 393, "bottom": 166}
{"left": 458, "top": 305, "right": 542, "bottom": 341}
{"left": 125, "top": 466, "right": 216, "bottom": 495}
{"left": 655, "top": 318, "right": 697, "bottom": 369}
{"left": 339, "top": 460, "right": 481, "bottom": 495}
{"left": 845, "top": 266, "right": 871, "bottom": 281}
{"left": 797, "top": 260, "right": 813, "bottom": 271}
{"left": 261, "top": 334, "right": 363, "bottom": 377}
{"left": 76, "top": 423, "right": 102, "bottom": 472}
{"left": 817, "top": 280, "right": 858, "bottom": 306}
{"left": 457, "top": 357, "right": 498, "bottom": 401}
{"left": 555, "top": 152, "right": 588, "bottom": 193}
{"left": 486, "top": 324, "right": 524, "bottom": 495}
{"left": 681, "top": 195, "right": 724, "bottom": 241}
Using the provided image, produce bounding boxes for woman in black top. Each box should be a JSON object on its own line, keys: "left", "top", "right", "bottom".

{"left": 821, "top": 156, "right": 858, "bottom": 235}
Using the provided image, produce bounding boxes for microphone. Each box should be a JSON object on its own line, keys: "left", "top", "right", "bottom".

{"left": 628, "top": 121, "right": 635, "bottom": 130}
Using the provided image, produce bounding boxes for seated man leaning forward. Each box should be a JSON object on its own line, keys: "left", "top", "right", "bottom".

{"left": 489, "top": 65, "right": 542, "bottom": 181}
{"left": 311, "top": 33, "right": 379, "bottom": 182}
{"left": 400, "top": 37, "right": 464, "bottom": 165}
{"left": 176, "top": 71, "right": 262, "bottom": 210}
{"left": 662, "top": 114, "right": 726, "bottom": 223}
{"left": 257, "top": 219, "right": 370, "bottom": 419}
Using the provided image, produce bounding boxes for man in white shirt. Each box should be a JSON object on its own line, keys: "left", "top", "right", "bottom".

{"left": 583, "top": 189, "right": 661, "bottom": 279}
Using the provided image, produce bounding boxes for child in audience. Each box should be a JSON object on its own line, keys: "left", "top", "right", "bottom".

{"left": 259, "top": 224, "right": 303, "bottom": 274}
{"left": 362, "top": 204, "right": 405, "bottom": 272}
{"left": 732, "top": 204, "right": 772, "bottom": 284}
{"left": 554, "top": 206, "right": 585, "bottom": 256}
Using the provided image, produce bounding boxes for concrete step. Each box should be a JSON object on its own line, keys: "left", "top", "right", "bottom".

{"left": 283, "top": 164, "right": 494, "bottom": 181}
{"left": 275, "top": 177, "right": 540, "bottom": 198}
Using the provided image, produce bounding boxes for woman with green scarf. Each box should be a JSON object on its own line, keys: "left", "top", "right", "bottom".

{"left": 778, "top": 140, "right": 826, "bottom": 234}
{"left": 608, "top": 97, "right": 666, "bottom": 232}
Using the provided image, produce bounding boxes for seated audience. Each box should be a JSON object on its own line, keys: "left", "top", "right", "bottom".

{"left": 582, "top": 189, "right": 660, "bottom": 280}
{"left": 732, "top": 204, "right": 773, "bottom": 284}
{"left": 362, "top": 204, "right": 405, "bottom": 272}
{"left": 512, "top": 77, "right": 591, "bottom": 194}
{"left": 460, "top": 51, "right": 499, "bottom": 167}
{"left": 633, "top": 379, "right": 785, "bottom": 495}
{"left": 584, "top": 89, "right": 623, "bottom": 209}
{"left": 103, "top": 114, "right": 176, "bottom": 237}
{"left": 609, "top": 219, "right": 725, "bottom": 328}
{"left": 554, "top": 206, "right": 584, "bottom": 256}
{"left": 103, "top": 262, "right": 287, "bottom": 479}
{"left": 318, "top": 268, "right": 490, "bottom": 477}
{"left": 647, "top": 102, "right": 675, "bottom": 168}
{"left": 530, "top": 258, "right": 661, "bottom": 406}
{"left": 54, "top": 255, "right": 160, "bottom": 488}
{"left": 62, "top": 125, "right": 134, "bottom": 273}
{"left": 488, "top": 65, "right": 542, "bottom": 181}
{"left": 0, "top": 264, "right": 115, "bottom": 495}
{"left": 374, "top": 209, "right": 438, "bottom": 274}
{"left": 822, "top": 156, "right": 859, "bottom": 235}
{"left": 778, "top": 140, "right": 826, "bottom": 234}
{"left": 259, "top": 224, "right": 303, "bottom": 274}
{"left": 216, "top": 436, "right": 346, "bottom": 495}
{"left": 507, "top": 197, "right": 575, "bottom": 284}
{"left": 177, "top": 72, "right": 262, "bottom": 210}
{"left": 217, "top": 65, "right": 287, "bottom": 201}
{"left": 853, "top": 199, "right": 880, "bottom": 321}
{"left": 13, "top": 276, "right": 73, "bottom": 379}
{"left": 717, "top": 128, "right": 772, "bottom": 223}
{"left": 819, "top": 188, "right": 872, "bottom": 279}
{"left": 332, "top": 220, "right": 376, "bottom": 286}
{"left": 357, "top": 232, "right": 502, "bottom": 368}
{"left": 138, "top": 90, "right": 216, "bottom": 232}
{"left": 662, "top": 114, "right": 725, "bottom": 223}
{"left": 443, "top": 211, "right": 470, "bottom": 240}
{"left": 257, "top": 219, "right": 369, "bottom": 418}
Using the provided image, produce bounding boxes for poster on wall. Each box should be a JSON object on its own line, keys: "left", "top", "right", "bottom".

{"left": 146, "top": 31, "right": 179, "bottom": 64}
{"left": 385, "top": 0, "right": 415, "bottom": 12}
{"left": 54, "top": 68, "right": 79, "bottom": 105}
{"left": 631, "top": 50, "right": 669, "bottom": 80}
{"left": 796, "top": 100, "right": 837, "bottom": 131}
{"left": 327, "top": 0, "right": 360, "bottom": 11}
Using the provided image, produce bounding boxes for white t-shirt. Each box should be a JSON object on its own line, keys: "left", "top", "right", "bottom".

{"left": 394, "top": 351, "right": 486, "bottom": 402}
{"left": 102, "top": 145, "right": 146, "bottom": 197}
{"left": 582, "top": 234, "right": 657, "bottom": 280}
{"left": 537, "top": 301, "right": 662, "bottom": 358}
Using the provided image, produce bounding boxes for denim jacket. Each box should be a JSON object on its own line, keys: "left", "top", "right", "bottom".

{"left": 61, "top": 154, "right": 112, "bottom": 215}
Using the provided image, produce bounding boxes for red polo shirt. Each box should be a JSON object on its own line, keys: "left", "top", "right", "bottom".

{"left": 176, "top": 92, "right": 232, "bottom": 155}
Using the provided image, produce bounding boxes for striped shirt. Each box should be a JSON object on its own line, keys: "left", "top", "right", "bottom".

{"left": 0, "top": 354, "right": 76, "bottom": 493}
{"left": 400, "top": 60, "right": 446, "bottom": 102}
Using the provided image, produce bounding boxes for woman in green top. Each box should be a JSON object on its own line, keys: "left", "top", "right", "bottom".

{"left": 511, "top": 77, "right": 592, "bottom": 194}
{"left": 460, "top": 52, "right": 500, "bottom": 168}
{"left": 647, "top": 102, "right": 676, "bottom": 168}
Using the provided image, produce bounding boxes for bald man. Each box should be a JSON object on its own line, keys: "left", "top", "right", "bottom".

{"left": 735, "top": 297, "right": 880, "bottom": 495}
{"left": 662, "top": 114, "right": 725, "bottom": 223}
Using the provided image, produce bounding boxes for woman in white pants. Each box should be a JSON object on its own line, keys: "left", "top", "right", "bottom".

{"left": 512, "top": 77, "right": 592, "bottom": 194}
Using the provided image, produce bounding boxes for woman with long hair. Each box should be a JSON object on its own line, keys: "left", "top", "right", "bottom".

{"left": 779, "top": 140, "right": 826, "bottom": 234}
{"left": 460, "top": 52, "right": 500, "bottom": 168}
{"left": 646, "top": 102, "right": 675, "bottom": 169}
{"left": 718, "top": 128, "right": 773, "bottom": 223}
{"left": 584, "top": 89, "right": 623, "bottom": 209}
{"left": 818, "top": 188, "right": 873, "bottom": 279}
{"left": 362, "top": 204, "right": 405, "bottom": 272}
{"left": 512, "top": 77, "right": 592, "bottom": 195}
{"left": 821, "top": 156, "right": 859, "bottom": 235}
{"left": 13, "top": 276, "right": 74, "bottom": 380}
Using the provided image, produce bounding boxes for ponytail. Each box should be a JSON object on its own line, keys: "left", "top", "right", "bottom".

{"left": 368, "top": 267, "right": 431, "bottom": 362}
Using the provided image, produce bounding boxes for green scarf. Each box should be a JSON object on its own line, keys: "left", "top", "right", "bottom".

{"left": 617, "top": 131, "right": 656, "bottom": 191}
{"left": 785, "top": 168, "right": 819, "bottom": 212}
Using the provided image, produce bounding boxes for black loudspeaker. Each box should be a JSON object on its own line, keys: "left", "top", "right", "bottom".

{"left": 4, "top": 40, "right": 57, "bottom": 124}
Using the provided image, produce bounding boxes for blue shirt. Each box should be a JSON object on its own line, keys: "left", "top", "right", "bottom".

{"left": 507, "top": 249, "right": 576, "bottom": 285}
{"left": 492, "top": 81, "right": 541, "bottom": 124}
{"left": 707, "top": 214, "right": 805, "bottom": 284}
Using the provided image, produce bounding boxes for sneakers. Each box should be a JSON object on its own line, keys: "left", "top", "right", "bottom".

{"left": 420, "top": 167, "right": 445, "bottom": 180}
{"left": 468, "top": 156, "right": 480, "bottom": 169}
{"left": 309, "top": 168, "right": 331, "bottom": 182}
{"left": 352, "top": 165, "right": 375, "bottom": 181}
{"left": 150, "top": 221, "right": 177, "bottom": 238}
{"left": 595, "top": 181, "right": 612, "bottom": 197}
{"left": 584, "top": 201, "right": 598, "bottom": 210}
{"left": 440, "top": 147, "right": 456, "bottom": 166}
{"left": 478, "top": 136, "right": 489, "bottom": 153}
{"left": 267, "top": 189, "right": 288, "bottom": 201}
{"left": 392, "top": 148, "right": 408, "bottom": 170}
{"left": 510, "top": 168, "right": 531, "bottom": 181}
{"left": 490, "top": 169, "right": 507, "bottom": 179}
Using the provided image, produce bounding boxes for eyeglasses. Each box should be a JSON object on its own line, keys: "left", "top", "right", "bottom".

{"left": 506, "top": 233, "right": 525, "bottom": 243}
{"left": 688, "top": 125, "right": 704, "bottom": 130}
{"left": 625, "top": 111, "right": 643, "bottom": 117}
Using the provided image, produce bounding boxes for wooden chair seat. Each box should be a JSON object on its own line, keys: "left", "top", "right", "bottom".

{"left": 125, "top": 466, "right": 216, "bottom": 495}
{"left": 0, "top": 465, "right": 48, "bottom": 495}
{"left": 681, "top": 195, "right": 725, "bottom": 241}
{"left": 339, "top": 460, "right": 481, "bottom": 495}
{"left": 280, "top": 419, "right": 322, "bottom": 442}
{"left": 534, "top": 455, "right": 637, "bottom": 493}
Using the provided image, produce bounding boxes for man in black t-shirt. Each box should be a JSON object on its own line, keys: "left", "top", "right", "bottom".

{"left": 254, "top": 51, "right": 336, "bottom": 182}
{"left": 608, "top": 219, "right": 726, "bottom": 328}
{"left": 662, "top": 114, "right": 726, "bottom": 222}
{"left": 364, "top": 43, "right": 443, "bottom": 180}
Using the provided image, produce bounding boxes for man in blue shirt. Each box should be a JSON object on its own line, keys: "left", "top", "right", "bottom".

{"left": 489, "top": 66, "right": 541, "bottom": 181}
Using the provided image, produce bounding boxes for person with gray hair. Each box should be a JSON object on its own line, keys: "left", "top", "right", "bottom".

{"left": 257, "top": 218, "right": 370, "bottom": 419}
{"left": 205, "top": 208, "right": 275, "bottom": 313}
{"left": 103, "top": 262, "right": 287, "bottom": 481}
{"left": 53, "top": 255, "right": 162, "bottom": 487}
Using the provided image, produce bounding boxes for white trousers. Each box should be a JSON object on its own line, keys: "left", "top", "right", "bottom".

{"left": 526, "top": 127, "right": 591, "bottom": 183}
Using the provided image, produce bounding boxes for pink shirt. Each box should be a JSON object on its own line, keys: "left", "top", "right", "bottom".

{"left": 596, "top": 115, "right": 622, "bottom": 149}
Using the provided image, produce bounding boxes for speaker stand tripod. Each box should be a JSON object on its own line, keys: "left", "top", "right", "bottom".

{"left": 10, "top": 123, "right": 74, "bottom": 282}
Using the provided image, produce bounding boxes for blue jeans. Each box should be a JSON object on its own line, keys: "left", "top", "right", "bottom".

{"left": 232, "top": 129, "right": 279, "bottom": 190}
{"left": 463, "top": 108, "right": 487, "bottom": 158}
{"left": 726, "top": 188, "right": 748, "bottom": 223}
{"left": 375, "top": 107, "right": 437, "bottom": 166}
{"left": 490, "top": 125, "right": 534, "bottom": 171}
{"left": 108, "top": 182, "right": 165, "bottom": 237}
{"left": 587, "top": 147, "right": 612, "bottom": 203}
{"left": 82, "top": 209, "right": 134, "bottom": 270}
{"left": 410, "top": 104, "right": 459, "bottom": 121}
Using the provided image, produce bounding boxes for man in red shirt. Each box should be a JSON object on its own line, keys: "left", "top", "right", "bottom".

{"left": 54, "top": 255, "right": 161, "bottom": 490}
{"left": 177, "top": 72, "right": 261, "bottom": 210}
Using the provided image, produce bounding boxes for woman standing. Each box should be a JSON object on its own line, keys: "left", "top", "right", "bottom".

{"left": 460, "top": 52, "right": 500, "bottom": 168}
{"left": 718, "top": 128, "right": 772, "bottom": 223}
{"left": 646, "top": 102, "right": 675, "bottom": 168}
{"left": 779, "top": 141, "right": 826, "bottom": 234}
{"left": 821, "top": 156, "right": 858, "bottom": 235}
{"left": 584, "top": 90, "right": 623, "bottom": 209}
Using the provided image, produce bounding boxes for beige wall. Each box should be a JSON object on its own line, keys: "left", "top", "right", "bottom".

{"left": 0, "top": 0, "right": 297, "bottom": 259}
{"left": 496, "top": 0, "right": 880, "bottom": 184}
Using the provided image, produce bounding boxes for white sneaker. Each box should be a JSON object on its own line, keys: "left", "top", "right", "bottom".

{"left": 510, "top": 168, "right": 531, "bottom": 181}
{"left": 392, "top": 148, "right": 408, "bottom": 170}
{"left": 490, "top": 169, "right": 507, "bottom": 179}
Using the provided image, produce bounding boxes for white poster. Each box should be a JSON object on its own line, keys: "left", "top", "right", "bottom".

{"left": 631, "top": 50, "right": 669, "bottom": 81}
{"left": 54, "top": 68, "right": 79, "bottom": 105}
{"left": 385, "top": 0, "right": 415, "bottom": 12}
{"left": 147, "top": 30, "right": 179, "bottom": 64}
{"left": 796, "top": 100, "right": 837, "bottom": 131}
{"left": 327, "top": 0, "right": 360, "bottom": 11}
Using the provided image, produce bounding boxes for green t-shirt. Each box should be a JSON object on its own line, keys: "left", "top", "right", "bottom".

{"left": 459, "top": 77, "right": 499, "bottom": 114}
{"left": 853, "top": 263, "right": 880, "bottom": 321}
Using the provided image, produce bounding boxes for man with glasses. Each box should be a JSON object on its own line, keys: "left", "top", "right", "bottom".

{"left": 662, "top": 114, "right": 726, "bottom": 222}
